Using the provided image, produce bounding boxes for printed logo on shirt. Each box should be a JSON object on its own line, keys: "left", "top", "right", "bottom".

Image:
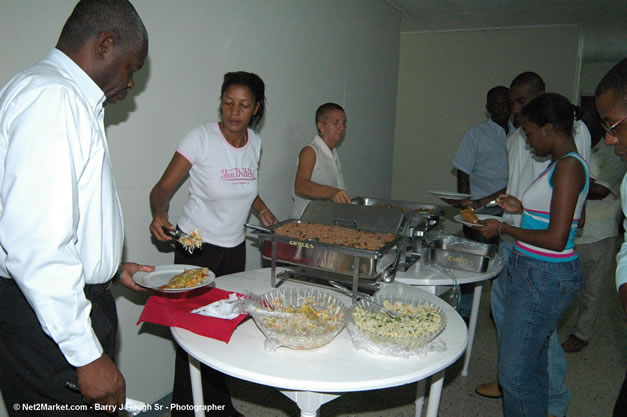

{"left": 221, "top": 168, "right": 256, "bottom": 184}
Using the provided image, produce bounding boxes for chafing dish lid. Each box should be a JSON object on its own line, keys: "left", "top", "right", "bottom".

{"left": 300, "top": 200, "right": 407, "bottom": 235}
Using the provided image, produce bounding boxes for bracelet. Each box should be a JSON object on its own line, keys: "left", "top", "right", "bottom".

{"left": 258, "top": 209, "right": 268, "bottom": 217}
{"left": 498, "top": 222, "right": 503, "bottom": 237}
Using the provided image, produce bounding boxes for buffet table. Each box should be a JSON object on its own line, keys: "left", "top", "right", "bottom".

{"left": 170, "top": 267, "right": 467, "bottom": 417}
{"left": 396, "top": 256, "right": 502, "bottom": 376}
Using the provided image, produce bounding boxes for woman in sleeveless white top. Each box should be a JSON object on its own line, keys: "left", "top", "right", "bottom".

{"left": 476, "top": 94, "right": 589, "bottom": 417}
{"left": 292, "top": 104, "right": 350, "bottom": 218}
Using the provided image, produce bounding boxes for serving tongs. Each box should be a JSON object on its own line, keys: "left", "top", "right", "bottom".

{"left": 328, "top": 280, "right": 408, "bottom": 320}
{"left": 167, "top": 229, "right": 185, "bottom": 240}
{"left": 471, "top": 199, "right": 499, "bottom": 211}
{"left": 244, "top": 223, "right": 273, "bottom": 234}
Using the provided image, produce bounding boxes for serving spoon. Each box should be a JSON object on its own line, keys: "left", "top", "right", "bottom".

{"left": 328, "top": 280, "right": 406, "bottom": 319}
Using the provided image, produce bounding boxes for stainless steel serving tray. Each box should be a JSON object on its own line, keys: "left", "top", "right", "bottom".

{"left": 256, "top": 201, "right": 408, "bottom": 279}
{"left": 424, "top": 237, "right": 496, "bottom": 273}
{"left": 351, "top": 196, "right": 442, "bottom": 233}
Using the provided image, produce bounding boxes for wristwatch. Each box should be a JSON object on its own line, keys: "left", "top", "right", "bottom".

{"left": 113, "top": 264, "right": 125, "bottom": 284}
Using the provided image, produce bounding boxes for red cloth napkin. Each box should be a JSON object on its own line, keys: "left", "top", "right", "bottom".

{"left": 137, "top": 287, "right": 248, "bottom": 343}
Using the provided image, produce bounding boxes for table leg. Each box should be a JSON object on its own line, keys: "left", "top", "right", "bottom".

{"left": 425, "top": 370, "right": 445, "bottom": 417}
{"left": 415, "top": 379, "right": 426, "bottom": 417}
{"left": 188, "top": 356, "right": 206, "bottom": 417}
{"left": 461, "top": 283, "right": 482, "bottom": 376}
{"left": 280, "top": 390, "right": 340, "bottom": 417}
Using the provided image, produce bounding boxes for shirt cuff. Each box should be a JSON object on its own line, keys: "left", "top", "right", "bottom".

{"left": 57, "top": 329, "right": 104, "bottom": 367}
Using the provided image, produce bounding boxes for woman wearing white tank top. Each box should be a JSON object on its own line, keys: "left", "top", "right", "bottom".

{"left": 292, "top": 102, "right": 350, "bottom": 218}
{"left": 473, "top": 93, "right": 589, "bottom": 417}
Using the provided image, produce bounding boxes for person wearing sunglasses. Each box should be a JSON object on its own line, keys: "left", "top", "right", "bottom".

{"left": 594, "top": 57, "right": 627, "bottom": 417}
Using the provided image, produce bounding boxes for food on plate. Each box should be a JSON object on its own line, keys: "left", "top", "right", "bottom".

{"left": 158, "top": 267, "right": 209, "bottom": 289}
{"left": 273, "top": 222, "right": 395, "bottom": 250}
{"left": 460, "top": 207, "right": 479, "bottom": 224}
{"left": 178, "top": 228, "right": 203, "bottom": 253}
{"left": 352, "top": 301, "right": 443, "bottom": 339}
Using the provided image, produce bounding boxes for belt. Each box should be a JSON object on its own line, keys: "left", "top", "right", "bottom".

{"left": 0, "top": 277, "right": 112, "bottom": 297}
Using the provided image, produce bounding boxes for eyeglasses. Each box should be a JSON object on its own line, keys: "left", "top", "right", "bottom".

{"left": 601, "top": 115, "right": 627, "bottom": 137}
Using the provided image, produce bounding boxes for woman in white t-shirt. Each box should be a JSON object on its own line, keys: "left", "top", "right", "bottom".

{"left": 149, "top": 71, "right": 277, "bottom": 417}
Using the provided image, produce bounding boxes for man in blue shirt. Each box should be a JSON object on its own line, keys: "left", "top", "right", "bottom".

{"left": 453, "top": 86, "right": 513, "bottom": 214}
{"left": 450, "top": 86, "right": 513, "bottom": 319}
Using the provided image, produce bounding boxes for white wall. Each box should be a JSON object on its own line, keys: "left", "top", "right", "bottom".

{"left": 580, "top": 62, "right": 617, "bottom": 96}
{"left": 0, "top": 0, "right": 401, "bottom": 409}
{"left": 391, "top": 25, "right": 582, "bottom": 224}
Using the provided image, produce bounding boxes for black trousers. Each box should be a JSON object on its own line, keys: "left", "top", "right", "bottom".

{"left": 0, "top": 278, "right": 117, "bottom": 417}
{"left": 171, "top": 240, "right": 246, "bottom": 417}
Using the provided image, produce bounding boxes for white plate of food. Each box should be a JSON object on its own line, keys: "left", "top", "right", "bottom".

{"left": 428, "top": 190, "right": 471, "bottom": 201}
{"left": 453, "top": 213, "right": 504, "bottom": 228}
{"left": 133, "top": 264, "right": 215, "bottom": 293}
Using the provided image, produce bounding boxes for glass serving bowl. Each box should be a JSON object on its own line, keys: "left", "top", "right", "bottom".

{"left": 249, "top": 287, "right": 348, "bottom": 350}
{"left": 346, "top": 294, "right": 447, "bottom": 355}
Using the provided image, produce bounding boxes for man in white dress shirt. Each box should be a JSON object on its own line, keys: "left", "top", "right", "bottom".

{"left": 0, "top": 0, "right": 152, "bottom": 414}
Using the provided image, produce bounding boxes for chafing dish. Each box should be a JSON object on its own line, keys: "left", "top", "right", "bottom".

{"left": 424, "top": 236, "right": 496, "bottom": 273}
{"left": 249, "top": 201, "right": 408, "bottom": 291}
{"left": 351, "top": 196, "right": 442, "bottom": 236}
{"left": 351, "top": 196, "right": 444, "bottom": 271}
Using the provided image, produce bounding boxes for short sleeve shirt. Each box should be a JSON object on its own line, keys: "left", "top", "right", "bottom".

{"left": 177, "top": 123, "right": 261, "bottom": 247}
{"left": 452, "top": 119, "right": 510, "bottom": 199}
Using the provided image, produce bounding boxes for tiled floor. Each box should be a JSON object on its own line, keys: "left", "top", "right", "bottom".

{"left": 159, "top": 273, "right": 625, "bottom": 417}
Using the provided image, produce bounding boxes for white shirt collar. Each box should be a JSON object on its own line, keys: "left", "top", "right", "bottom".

{"left": 47, "top": 48, "right": 106, "bottom": 116}
{"left": 313, "top": 134, "right": 337, "bottom": 160}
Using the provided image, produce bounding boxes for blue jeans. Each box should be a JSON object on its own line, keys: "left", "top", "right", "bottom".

{"left": 492, "top": 242, "right": 571, "bottom": 416}
{"left": 498, "top": 251, "right": 582, "bottom": 417}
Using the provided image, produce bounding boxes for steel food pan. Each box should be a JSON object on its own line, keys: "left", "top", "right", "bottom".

{"left": 257, "top": 220, "right": 404, "bottom": 279}
{"left": 425, "top": 237, "right": 496, "bottom": 273}
{"left": 351, "top": 196, "right": 442, "bottom": 231}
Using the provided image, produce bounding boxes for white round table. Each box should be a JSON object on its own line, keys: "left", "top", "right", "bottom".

{"left": 395, "top": 256, "right": 503, "bottom": 376}
{"left": 170, "top": 267, "right": 467, "bottom": 417}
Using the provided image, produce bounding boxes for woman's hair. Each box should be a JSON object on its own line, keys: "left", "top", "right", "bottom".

{"left": 220, "top": 71, "right": 266, "bottom": 130}
{"left": 521, "top": 93, "right": 583, "bottom": 137}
